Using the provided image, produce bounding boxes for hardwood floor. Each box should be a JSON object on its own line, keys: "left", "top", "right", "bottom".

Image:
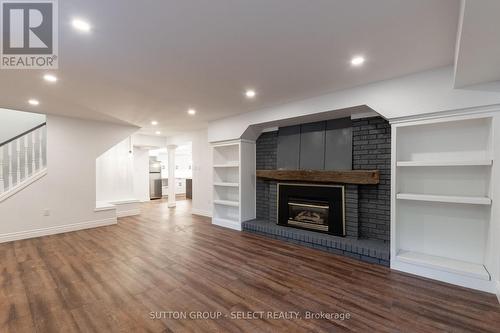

{"left": 1, "top": 199, "right": 500, "bottom": 332}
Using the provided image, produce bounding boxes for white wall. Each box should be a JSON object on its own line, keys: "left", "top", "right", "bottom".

{"left": 0, "top": 108, "right": 46, "bottom": 143}
{"left": 133, "top": 133, "right": 166, "bottom": 148}
{"left": 208, "top": 66, "right": 500, "bottom": 142}
{"left": 167, "top": 129, "right": 212, "bottom": 217}
{"left": 175, "top": 144, "right": 193, "bottom": 179}
{"left": 96, "top": 138, "right": 135, "bottom": 202}
{"left": 133, "top": 147, "right": 150, "bottom": 202}
{"left": 487, "top": 115, "right": 500, "bottom": 293}
{"left": 0, "top": 115, "right": 137, "bottom": 241}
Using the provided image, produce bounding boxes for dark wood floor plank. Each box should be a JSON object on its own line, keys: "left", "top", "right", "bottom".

{"left": 0, "top": 199, "right": 499, "bottom": 332}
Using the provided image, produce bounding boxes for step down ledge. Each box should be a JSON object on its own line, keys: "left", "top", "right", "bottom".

{"left": 0, "top": 168, "right": 48, "bottom": 203}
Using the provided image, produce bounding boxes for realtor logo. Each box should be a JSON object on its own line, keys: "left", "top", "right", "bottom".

{"left": 1, "top": 0, "right": 58, "bottom": 69}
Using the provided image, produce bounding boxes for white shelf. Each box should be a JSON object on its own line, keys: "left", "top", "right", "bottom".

{"left": 397, "top": 193, "right": 492, "bottom": 205}
{"left": 397, "top": 160, "right": 493, "bottom": 167}
{"left": 396, "top": 250, "right": 490, "bottom": 281}
{"left": 214, "top": 199, "right": 240, "bottom": 207}
{"left": 214, "top": 182, "right": 239, "bottom": 187}
{"left": 213, "top": 163, "right": 239, "bottom": 168}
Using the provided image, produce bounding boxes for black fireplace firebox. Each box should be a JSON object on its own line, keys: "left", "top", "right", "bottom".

{"left": 278, "top": 183, "right": 345, "bottom": 236}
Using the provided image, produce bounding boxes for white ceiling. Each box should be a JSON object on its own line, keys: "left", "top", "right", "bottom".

{"left": 454, "top": 0, "right": 500, "bottom": 88}
{"left": 0, "top": 0, "right": 460, "bottom": 136}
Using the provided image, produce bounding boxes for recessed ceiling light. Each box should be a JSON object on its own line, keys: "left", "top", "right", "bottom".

{"left": 155, "top": 131, "right": 161, "bottom": 135}
{"left": 43, "top": 74, "right": 58, "bottom": 83}
{"left": 28, "top": 99, "right": 40, "bottom": 106}
{"left": 350, "top": 56, "right": 365, "bottom": 66}
{"left": 151, "top": 121, "right": 158, "bottom": 126}
{"left": 188, "top": 109, "right": 196, "bottom": 115}
{"left": 245, "top": 90, "right": 257, "bottom": 99}
{"left": 72, "top": 18, "right": 91, "bottom": 32}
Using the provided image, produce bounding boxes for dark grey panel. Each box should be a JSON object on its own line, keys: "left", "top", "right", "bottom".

{"left": 299, "top": 121, "right": 325, "bottom": 170}
{"left": 277, "top": 125, "right": 300, "bottom": 170}
{"left": 325, "top": 118, "right": 352, "bottom": 170}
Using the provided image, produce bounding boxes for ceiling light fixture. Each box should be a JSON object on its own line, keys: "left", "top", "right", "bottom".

{"left": 151, "top": 121, "right": 158, "bottom": 126}
{"left": 72, "top": 18, "right": 91, "bottom": 32}
{"left": 155, "top": 131, "right": 161, "bottom": 135}
{"left": 28, "top": 99, "right": 40, "bottom": 106}
{"left": 350, "top": 56, "right": 365, "bottom": 66}
{"left": 43, "top": 74, "right": 58, "bottom": 83}
{"left": 188, "top": 109, "right": 196, "bottom": 115}
{"left": 245, "top": 89, "right": 257, "bottom": 99}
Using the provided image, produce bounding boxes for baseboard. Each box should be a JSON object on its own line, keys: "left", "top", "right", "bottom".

{"left": 212, "top": 217, "right": 241, "bottom": 231}
{"left": 117, "top": 208, "right": 140, "bottom": 218}
{"left": 0, "top": 217, "right": 117, "bottom": 244}
{"left": 191, "top": 208, "right": 212, "bottom": 218}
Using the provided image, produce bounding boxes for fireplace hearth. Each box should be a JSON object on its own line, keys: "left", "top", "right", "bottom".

{"left": 278, "top": 183, "right": 345, "bottom": 236}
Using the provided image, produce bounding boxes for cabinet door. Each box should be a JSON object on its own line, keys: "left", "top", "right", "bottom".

{"left": 325, "top": 118, "right": 352, "bottom": 170}
{"left": 299, "top": 121, "right": 325, "bottom": 170}
{"left": 277, "top": 125, "right": 300, "bottom": 170}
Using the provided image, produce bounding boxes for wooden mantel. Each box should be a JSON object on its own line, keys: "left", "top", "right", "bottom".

{"left": 256, "top": 169, "right": 380, "bottom": 185}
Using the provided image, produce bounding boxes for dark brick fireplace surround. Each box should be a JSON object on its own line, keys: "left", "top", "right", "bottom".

{"left": 243, "top": 116, "right": 391, "bottom": 265}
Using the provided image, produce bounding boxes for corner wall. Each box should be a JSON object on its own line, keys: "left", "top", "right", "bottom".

{"left": 167, "top": 129, "right": 213, "bottom": 217}
{"left": 96, "top": 138, "right": 135, "bottom": 202}
{"left": 133, "top": 147, "right": 150, "bottom": 202}
{"left": 352, "top": 117, "right": 391, "bottom": 241}
{"left": 0, "top": 115, "right": 137, "bottom": 242}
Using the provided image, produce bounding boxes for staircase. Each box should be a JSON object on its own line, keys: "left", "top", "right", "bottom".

{"left": 0, "top": 123, "right": 47, "bottom": 201}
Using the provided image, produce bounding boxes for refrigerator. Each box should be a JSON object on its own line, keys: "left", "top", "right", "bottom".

{"left": 149, "top": 159, "right": 162, "bottom": 200}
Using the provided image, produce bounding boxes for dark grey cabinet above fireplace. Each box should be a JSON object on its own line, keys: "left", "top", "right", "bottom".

{"left": 277, "top": 117, "right": 352, "bottom": 171}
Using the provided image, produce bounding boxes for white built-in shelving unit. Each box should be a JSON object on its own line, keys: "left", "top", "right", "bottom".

{"left": 212, "top": 140, "right": 256, "bottom": 231}
{"left": 391, "top": 111, "right": 500, "bottom": 294}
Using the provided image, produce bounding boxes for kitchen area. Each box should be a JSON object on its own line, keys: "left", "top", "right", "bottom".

{"left": 149, "top": 143, "right": 193, "bottom": 201}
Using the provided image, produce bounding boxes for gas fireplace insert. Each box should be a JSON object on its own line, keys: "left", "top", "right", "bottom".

{"left": 277, "top": 183, "right": 345, "bottom": 236}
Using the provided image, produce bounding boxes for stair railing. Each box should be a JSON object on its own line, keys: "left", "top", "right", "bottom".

{"left": 0, "top": 122, "right": 47, "bottom": 194}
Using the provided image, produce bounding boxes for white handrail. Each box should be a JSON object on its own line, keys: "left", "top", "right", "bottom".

{"left": 0, "top": 124, "right": 47, "bottom": 195}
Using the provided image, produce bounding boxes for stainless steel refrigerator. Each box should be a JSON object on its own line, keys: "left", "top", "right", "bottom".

{"left": 149, "top": 159, "right": 162, "bottom": 200}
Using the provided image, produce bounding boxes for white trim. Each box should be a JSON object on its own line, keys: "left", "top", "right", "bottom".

{"left": 261, "top": 127, "right": 278, "bottom": 133}
{"left": 212, "top": 217, "right": 241, "bottom": 231}
{"left": 351, "top": 111, "right": 380, "bottom": 120}
{"left": 390, "top": 103, "right": 500, "bottom": 124}
{"left": 109, "top": 198, "right": 140, "bottom": 205}
{"left": 95, "top": 202, "right": 116, "bottom": 212}
{"left": 191, "top": 208, "right": 212, "bottom": 218}
{"left": 210, "top": 140, "right": 240, "bottom": 147}
{"left": 117, "top": 209, "right": 140, "bottom": 218}
{"left": 0, "top": 169, "right": 47, "bottom": 203}
{"left": 0, "top": 217, "right": 117, "bottom": 244}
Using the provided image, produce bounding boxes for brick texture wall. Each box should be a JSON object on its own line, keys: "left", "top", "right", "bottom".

{"left": 255, "top": 116, "right": 391, "bottom": 242}
{"left": 352, "top": 117, "right": 391, "bottom": 241}
{"left": 256, "top": 132, "right": 278, "bottom": 222}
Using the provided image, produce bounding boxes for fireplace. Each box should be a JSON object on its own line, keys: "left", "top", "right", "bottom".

{"left": 287, "top": 199, "right": 329, "bottom": 231}
{"left": 278, "top": 183, "right": 345, "bottom": 236}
